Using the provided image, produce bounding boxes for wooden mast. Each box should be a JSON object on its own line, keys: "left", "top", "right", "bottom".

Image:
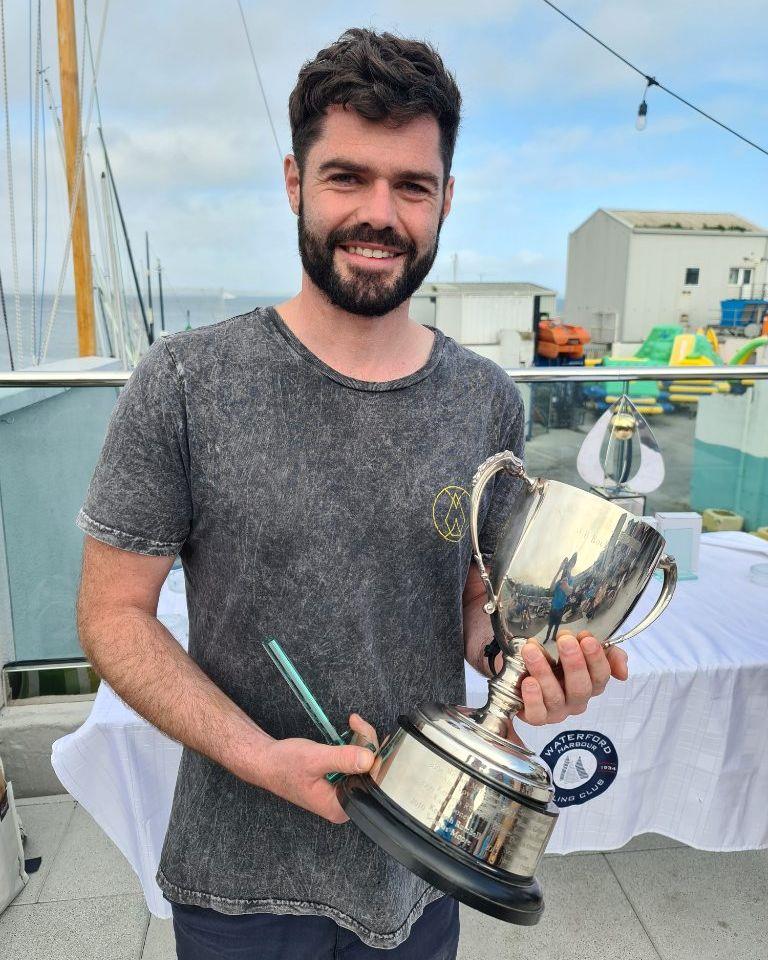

{"left": 56, "top": 0, "right": 96, "bottom": 356}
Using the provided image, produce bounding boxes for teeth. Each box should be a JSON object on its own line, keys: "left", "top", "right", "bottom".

{"left": 347, "top": 246, "right": 395, "bottom": 259}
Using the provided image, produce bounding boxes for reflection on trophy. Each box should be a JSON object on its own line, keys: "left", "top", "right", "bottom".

{"left": 576, "top": 394, "right": 665, "bottom": 516}
{"left": 339, "top": 452, "right": 677, "bottom": 925}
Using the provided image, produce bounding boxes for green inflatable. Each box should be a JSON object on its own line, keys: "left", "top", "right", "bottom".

{"left": 729, "top": 337, "right": 768, "bottom": 366}
{"left": 634, "top": 325, "right": 684, "bottom": 365}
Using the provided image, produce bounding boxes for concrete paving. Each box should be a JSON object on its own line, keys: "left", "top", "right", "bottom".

{"left": 2, "top": 795, "right": 766, "bottom": 959}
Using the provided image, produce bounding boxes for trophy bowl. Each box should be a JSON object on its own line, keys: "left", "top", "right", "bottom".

{"left": 339, "top": 452, "right": 677, "bottom": 925}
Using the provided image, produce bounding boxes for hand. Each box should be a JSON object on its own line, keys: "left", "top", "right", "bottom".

{"left": 259, "top": 713, "right": 376, "bottom": 824}
{"left": 517, "top": 631, "right": 628, "bottom": 726}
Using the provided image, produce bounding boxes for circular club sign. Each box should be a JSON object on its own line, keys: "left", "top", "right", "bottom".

{"left": 540, "top": 730, "right": 618, "bottom": 807}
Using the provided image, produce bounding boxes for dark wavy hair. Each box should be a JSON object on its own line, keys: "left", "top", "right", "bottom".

{"left": 289, "top": 28, "right": 462, "bottom": 183}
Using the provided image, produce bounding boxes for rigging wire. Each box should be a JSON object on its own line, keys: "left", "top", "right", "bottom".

{"left": 97, "top": 125, "right": 152, "bottom": 347}
{"left": 43, "top": 76, "right": 66, "bottom": 163}
{"left": 30, "top": 0, "right": 43, "bottom": 359}
{"left": 79, "top": 0, "right": 88, "bottom": 115}
{"left": 539, "top": 0, "right": 768, "bottom": 158}
{"left": 235, "top": 0, "right": 284, "bottom": 165}
{"left": 39, "top": 65, "right": 48, "bottom": 348}
{"left": 0, "top": 0, "right": 24, "bottom": 366}
{"left": 0, "top": 266, "right": 13, "bottom": 370}
{"left": 83, "top": 0, "right": 104, "bottom": 129}
{"left": 40, "top": 0, "right": 110, "bottom": 362}
{"left": 27, "top": 0, "right": 33, "bottom": 352}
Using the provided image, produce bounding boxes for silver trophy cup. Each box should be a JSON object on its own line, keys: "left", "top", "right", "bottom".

{"left": 339, "top": 452, "right": 677, "bottom": 925}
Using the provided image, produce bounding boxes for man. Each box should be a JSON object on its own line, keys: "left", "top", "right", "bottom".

{"left": 76, "top": 28, "right": 627, "bottom": 960}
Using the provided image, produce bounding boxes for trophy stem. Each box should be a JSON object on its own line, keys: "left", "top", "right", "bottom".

{"left": 471, "top": 653, "right": 527, "bottom": 737}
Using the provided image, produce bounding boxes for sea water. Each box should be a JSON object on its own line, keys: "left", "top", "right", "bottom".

{"left": 0, "top": 292, "right": 283, "bottom": 371}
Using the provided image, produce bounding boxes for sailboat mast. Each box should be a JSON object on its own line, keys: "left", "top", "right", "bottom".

{"left": 56, "top": 0, "right": 96, "bottom": 356}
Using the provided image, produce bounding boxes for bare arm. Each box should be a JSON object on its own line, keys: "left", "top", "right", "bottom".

{"left": 77, "top": 535, "right": 373, "bottom": 822}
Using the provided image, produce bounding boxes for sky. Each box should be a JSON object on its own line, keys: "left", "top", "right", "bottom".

{"left": 1, "top": 0, "right": 767, "bottom": 302}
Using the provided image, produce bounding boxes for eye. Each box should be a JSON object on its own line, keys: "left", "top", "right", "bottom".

{"left": 400, "top": 182, "right": 428, "bottom": 194}
{"left": 329, "top": 173, "right": 359, "bottom": 184}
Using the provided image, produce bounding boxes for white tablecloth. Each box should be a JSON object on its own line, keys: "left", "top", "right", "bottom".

{"left": 52, "top": 533, "right": 768, "bottom": 920}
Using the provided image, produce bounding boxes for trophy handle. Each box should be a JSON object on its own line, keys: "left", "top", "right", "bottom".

{"left": 603, "top": 553, "right": 678, "bottom": 649}
{"left": 470, "top": 451, "right": 536, "bottom": 615}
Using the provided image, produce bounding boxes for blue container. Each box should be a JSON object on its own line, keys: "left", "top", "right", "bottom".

{"left": 720, "top": 299, "right": 768, "bottom": 327}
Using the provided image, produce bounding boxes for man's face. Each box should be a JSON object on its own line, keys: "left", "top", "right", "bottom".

{"left": 288, "top": 106, "right": 453, "bottom": 317}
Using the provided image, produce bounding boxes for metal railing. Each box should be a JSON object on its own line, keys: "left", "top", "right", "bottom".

{"left": 0, "top": 365, "right": 767, "bottom": 388}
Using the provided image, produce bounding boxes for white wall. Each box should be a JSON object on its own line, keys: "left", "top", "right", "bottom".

{"left": 460, "top": 293, "right": 554, "bottom": 344}
{"left": 409, "top": 295, "right": 436, "bottom": 327}
{"left": 434, "top": 295, "right": 462, "bottom": 341}
{"left": 414, "top": 288, "right": 555, "bottom": 347}
{"left": 623, "top": 232, "right": 768, "bottom": 339}
{"left": 564, "top": 210, "right": 631, "bottom": 339}
{"left": 461, "top": 294, "right": 528, "bottom": 342}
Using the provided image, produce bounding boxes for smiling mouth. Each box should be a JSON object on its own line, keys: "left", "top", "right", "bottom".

{"left": 339, "top": 244, "right": 404, "bottom": 261}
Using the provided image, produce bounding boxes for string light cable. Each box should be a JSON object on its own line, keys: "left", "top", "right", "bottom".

{"left": 539, "top": 0, "right": 768, "bottom": 157}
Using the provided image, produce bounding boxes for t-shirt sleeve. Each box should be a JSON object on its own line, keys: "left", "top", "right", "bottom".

{"left": 76, "top": 339, "right": 192, "bottom": 557}
{"left": 478, "top": 378, "right": 526, "bottom": 562}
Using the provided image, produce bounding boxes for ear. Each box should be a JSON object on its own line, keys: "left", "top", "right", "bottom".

{"left": 441, "top": 175, "right": 455, "bottom": 221}
{"left": 285, "top": 154, "right": 301, "bottom": 216}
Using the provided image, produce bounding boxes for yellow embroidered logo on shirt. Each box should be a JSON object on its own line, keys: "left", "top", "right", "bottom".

{"left": 432, "top": 486, "right": 471, "bottom": 543}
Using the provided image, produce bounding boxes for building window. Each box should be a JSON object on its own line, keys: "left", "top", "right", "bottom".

{"left": 684, "top": 268, "right": 699, "bottom": 285}
{"left": 729, "top": 267, "right": 753, "bottom": 285}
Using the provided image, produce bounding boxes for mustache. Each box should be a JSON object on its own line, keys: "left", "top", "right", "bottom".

{"left": 328, "top": 226, "right": 416, "bottom": 256}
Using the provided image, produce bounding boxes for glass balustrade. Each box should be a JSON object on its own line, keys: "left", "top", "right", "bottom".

{"left": 0, "top": 367, "right": 766, "bottom": 697}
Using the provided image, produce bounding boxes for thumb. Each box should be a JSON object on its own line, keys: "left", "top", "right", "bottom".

{"left": 314, "top": 743, "right": 375, "bottom": 777}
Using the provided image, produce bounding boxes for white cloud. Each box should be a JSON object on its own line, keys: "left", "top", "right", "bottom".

{"left": 0, "top": 0, "right": 766, "bottom": 298}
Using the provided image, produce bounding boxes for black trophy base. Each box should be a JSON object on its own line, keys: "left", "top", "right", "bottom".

{"left": 338, "top": 775, "right": 544, "bottom": 926}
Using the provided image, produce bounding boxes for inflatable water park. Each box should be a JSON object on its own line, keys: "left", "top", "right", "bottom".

{"left": 533, "top": 304, "right": 768, "bottom": 532}
{"left": 581, "top": 324, "right": 768, "bottom": 415}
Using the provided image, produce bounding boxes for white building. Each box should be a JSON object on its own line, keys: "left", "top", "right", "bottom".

{"left": 411, "top": 281, "right": 557, "bottom": 367}
{"left": 564, "top": 209, "right": 768, "bottom": 348}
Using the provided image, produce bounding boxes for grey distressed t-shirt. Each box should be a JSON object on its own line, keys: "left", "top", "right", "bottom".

{"left": 77, "top": 307, "right": 525, "bottom": 949}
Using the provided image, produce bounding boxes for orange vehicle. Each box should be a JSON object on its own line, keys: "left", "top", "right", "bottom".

{"left": 536, "top": 319, "right": 591, "bottom": 361}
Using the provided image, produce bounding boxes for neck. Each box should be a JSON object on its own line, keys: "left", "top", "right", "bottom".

{"left": 275, "top": 275, "right": 434, "bottom": 383}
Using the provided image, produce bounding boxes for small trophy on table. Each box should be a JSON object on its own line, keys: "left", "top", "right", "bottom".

{"left": 576, "top": 395, "right": 665, "bottom": 516}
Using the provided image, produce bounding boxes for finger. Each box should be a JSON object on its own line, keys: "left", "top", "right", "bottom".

{"left": 519, "top": 675, "right": 548, "bottom": 725}
{"left": 502, "top": 715, "right": 527, "bottom": 748}
{"left": 522, "top": 641, "right": 566, "bottom": 721}
{"left": 309, "top": 743, "right": 374, "bottom": 778}
{"left": 606, "top": 645, "right": 629, "bottom": 681}
{"left": 348, "top": 713, "right": 379, "bottom": 751}
{"left": 578, "top": 634, "right": 611, "bottom": 693}
{"left": 556, "top": 632, "right": 593, "bottom": 712}
{"left": 317, "top": 786, "right": 350, "bottom": 825}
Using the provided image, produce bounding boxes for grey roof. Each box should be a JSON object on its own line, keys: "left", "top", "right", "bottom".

{"left": 414, "top": 281, "right": 557, "bottom": 297}
{"left": 604, "top": 209, "right": 766, "bottom": 233}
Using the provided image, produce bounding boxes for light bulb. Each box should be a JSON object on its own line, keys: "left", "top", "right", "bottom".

{"left": 636, "top": 100, "right": 648, "bottom": 131}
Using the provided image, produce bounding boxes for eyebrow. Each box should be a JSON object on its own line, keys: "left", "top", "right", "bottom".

{"left": 317, "top": 158, "right": 441, "bottom": 191}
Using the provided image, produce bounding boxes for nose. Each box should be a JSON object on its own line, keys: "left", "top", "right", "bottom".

{"left": 359, "top": 177, "right": 398, "bottom": 231}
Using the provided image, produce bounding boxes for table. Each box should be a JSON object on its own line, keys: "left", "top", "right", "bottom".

{"left": 51, "top": 533, "right": 768, "bottom": 920}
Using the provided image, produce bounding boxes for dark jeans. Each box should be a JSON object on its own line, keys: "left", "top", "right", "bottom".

{"left": 171, "top": 894, "right": 460, "bottom": 960}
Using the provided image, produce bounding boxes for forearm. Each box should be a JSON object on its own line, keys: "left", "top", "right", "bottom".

{"left": 78, "top": 604, "right": 272, "bottom": 784}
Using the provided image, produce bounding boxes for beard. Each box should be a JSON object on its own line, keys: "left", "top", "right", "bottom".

{"left": 297, "top": 201, "right": 443, "bottom": 318}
